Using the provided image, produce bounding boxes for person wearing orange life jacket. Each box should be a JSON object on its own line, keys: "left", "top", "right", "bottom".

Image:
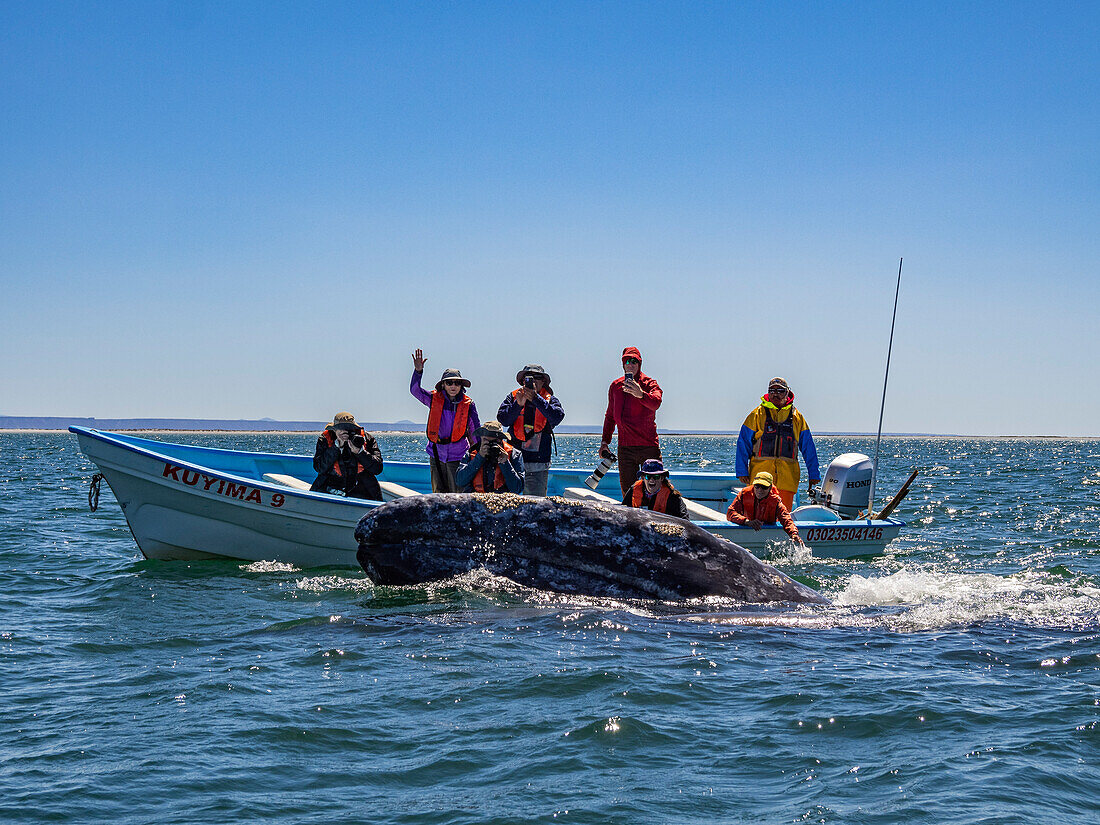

{"left": 726, "top": 471, "right": 803, "bottom": 544}
{"left": 310, "top": 412, "right": 384, "bottom": 500}
{"left": 411, "top": 348, "right": 481, "bottom": 493}
{"left": 621, "top": 459, "right": 688, "bottom": 519}
{"left": 496, "top": 364, "right": 565, "bottom": 497}
{"left": 735, "top": 377, "right": 820, "bottom": 510}
{"left": 455, "top": 421, "right": 525, "bottom": 494}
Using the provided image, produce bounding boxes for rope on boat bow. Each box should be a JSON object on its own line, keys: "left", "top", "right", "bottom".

{"left": 88, "top": 473, "right": 104, "bottom": 511}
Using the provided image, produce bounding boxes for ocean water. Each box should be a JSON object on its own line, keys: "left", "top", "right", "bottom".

{"left": 2, "top": 431, "right": 1098, "bottom": 824}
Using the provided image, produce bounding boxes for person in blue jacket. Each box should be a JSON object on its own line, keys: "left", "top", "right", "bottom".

{"left": 456, "top": 421, "right": 525, "bottom": 494}
{"left": 735, "top": 377, "right": 820, "bottom": 510}
{"left": 496, "top": 364, "right": 565, "bottom": 496}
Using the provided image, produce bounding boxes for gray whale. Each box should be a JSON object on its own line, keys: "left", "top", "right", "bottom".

{"left": 354, "top": 493, "right": 827, "bottom": 604}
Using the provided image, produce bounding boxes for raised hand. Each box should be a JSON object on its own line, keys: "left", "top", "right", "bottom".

{"left": 412, "top": 348, "right": 427, "bottom": 372}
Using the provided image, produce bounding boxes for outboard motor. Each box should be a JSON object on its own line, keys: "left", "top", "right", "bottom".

{"left": 808, "top": 453, "right": 874, "bottom": 519}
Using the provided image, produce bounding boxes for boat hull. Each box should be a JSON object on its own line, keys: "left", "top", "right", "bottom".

{"left": 74, "top": 428, "right": 367, "bottom": 566}
{"left": 72, "top": 428, "right": 904, "bottom": 566}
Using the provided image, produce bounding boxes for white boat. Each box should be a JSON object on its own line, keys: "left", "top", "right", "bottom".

{"left": 71, "top": 427, "right": 905, "bottom": 567}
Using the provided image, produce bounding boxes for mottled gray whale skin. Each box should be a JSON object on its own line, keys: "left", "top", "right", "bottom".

{"left": 354, "top": 493, "right": 827, "bottom": 604}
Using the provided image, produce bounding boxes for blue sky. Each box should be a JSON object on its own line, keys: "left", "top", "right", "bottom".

{"left": 2, "top": 2, "right": 1098, "bottom": 435}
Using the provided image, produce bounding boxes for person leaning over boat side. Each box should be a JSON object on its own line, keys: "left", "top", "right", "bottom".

{"left": 735, "top": 377, "right": 820, "bottom": 510}
{"left": 411, "top": 349, "right": 481, "bottom": 493}
{"left": 496, "top": 363, "right": 565, "bottom": 497}
{"left": 309, "top": 412, "right": 384, "bottom": 500}
{"left": 622, "top": 458, "right": 688, "bottom": 519}
{"left": 726, "top": 471, "right": 803, "bottom": 545}
{"left": 455, "top": 421, "right": 525, "bottom": 494}
{"left": 601, "top": 346, "right": 663, "bottom": 498}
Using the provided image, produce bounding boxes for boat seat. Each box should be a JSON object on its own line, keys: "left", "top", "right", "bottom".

{"left": 262, "top": 473, "right": 419, "bottom": 501}
{"left": 262, "top": 473, "right": 312, "bottom": 491}
{"left": 379, "top": 481, "right": 420, "bottom": 501}
{"left": 790, "top": 505, "right": 842, "bottom": 522}
{"left": 561, "top": 486, "right": 619, "bottom": 504}
{"left": 682, "top": 498, "right": 728, "bottom": 522}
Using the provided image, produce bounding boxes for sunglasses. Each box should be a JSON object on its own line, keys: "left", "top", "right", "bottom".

{"left": 643, "top": 473, "right": 663, "bottom": 480}
{"left": 443, "top": 380, "right": 463, "bottom": 386}
{"left": 623, "top": 358, "right": 640, "bottom": 365}
{"left": 768, "top": 387, "right": 787, "bottom": 394}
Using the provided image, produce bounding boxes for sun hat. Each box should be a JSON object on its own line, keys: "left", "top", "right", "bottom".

{"left": 640, "top": 458, "right": 668, "bottom": 477}
{"left": 435, "top": 368, "right": 471, "bottom": 392}
{"left": 332, "top": 412, "right": 358, "bottom": 432}
{"left": 752, "top": 471, "right": 774, "bottom": 488}
{"left": 516, "top": 364, "right": 551, "bottom": 385}
{"left": 474, "top": 420, "right": 510, "bottom": 442}
{"left": 768, "top": 377, "right": 789, "bottom": 392}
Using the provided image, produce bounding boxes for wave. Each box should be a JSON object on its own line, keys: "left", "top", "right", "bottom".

{"left": 832, "top": 566, "right": 1100, "bottom": 630}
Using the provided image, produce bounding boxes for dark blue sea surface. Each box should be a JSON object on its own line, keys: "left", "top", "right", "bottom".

{"left": 2, "top": 432, "right": 1098, "bottom": 824}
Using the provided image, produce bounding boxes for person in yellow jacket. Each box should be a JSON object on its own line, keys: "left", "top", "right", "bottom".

{"left": 735, "top": 377, "right": 820, "bottom": 510}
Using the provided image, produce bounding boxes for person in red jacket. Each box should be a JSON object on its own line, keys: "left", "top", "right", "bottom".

{"left": 726, "top": 471, "right": 803, "bottom": 545}
{"left": 601, "top": 346, "right": 663, "bottom": 497}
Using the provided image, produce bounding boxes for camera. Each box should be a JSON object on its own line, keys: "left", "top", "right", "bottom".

{"left": 624, "top": 371, "right": 633, "bottom": 382}
{"left": 524, "top": 376, "right": 535, "bottom": 389}
{"left": 485, "top": 444, "right": 501, "bottom": 464}
{"left": 351, "top": 434, "right": 365, "bottom": 448}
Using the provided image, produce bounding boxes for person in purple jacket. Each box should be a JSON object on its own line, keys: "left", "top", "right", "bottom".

{"left": 411, "top": 348, "right": 481, "bottom": 492}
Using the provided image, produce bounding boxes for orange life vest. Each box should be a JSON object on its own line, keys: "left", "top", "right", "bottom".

{"left": 731, "top": 487, "right": 781, "bottom": 523}
{"left": 426, "top": 392, "right": 471, "bottom": 444}
{"left": 321, "top": 426, "right": 369, "bottom": 478}
{"left": 509, "top": 387, "right": 551, "bottom": 443}
{"left": 469, "top": 441, "right": 514, "bottom": 492}
{"left": 630, "top": 479, "right": 673, "bottom": 513}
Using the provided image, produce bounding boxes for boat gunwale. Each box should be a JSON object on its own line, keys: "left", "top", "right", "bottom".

{"left": 69, "top": 427, "right": 905, "bottom": 531}
{"left": 69, "top": 426, "right": 373, "bottom": 509}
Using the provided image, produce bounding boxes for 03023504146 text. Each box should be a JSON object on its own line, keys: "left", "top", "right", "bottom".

{"left": 803, "top": 526, "right": 883, "bottom": 543}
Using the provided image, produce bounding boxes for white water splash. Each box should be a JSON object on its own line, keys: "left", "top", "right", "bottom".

{"left": 834, "top": 567, "right": 1100, "bottom": 630}
{"left": 241, "top": 560, "right": 300, "bottom": 573}
{"left": 295, "top": 575, "right": 375, "bottom": 593}
{"left": 767, "top": 541, "right": 815, "bottom": 566}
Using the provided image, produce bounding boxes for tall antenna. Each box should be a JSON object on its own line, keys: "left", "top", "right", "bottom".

{"left": 868, "top": 258, "right": 903, "bottom": 517}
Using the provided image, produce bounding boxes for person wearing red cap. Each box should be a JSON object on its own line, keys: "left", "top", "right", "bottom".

{"left": 601, "top": 346, "right": 663, "bottom": 497}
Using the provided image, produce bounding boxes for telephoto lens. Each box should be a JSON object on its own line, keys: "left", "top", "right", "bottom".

{"left": 584, "top": 454, "right": 616, "bottom": 490}
{"left": 351, "top": 434, "right": 365, "bottom": 448}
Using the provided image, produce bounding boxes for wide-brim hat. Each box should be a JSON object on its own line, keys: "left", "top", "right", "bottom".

{"left": 331, "top": 411, "right": 358, "bottom": 432}
{"left": 435, "top": 368, "right": 471, "bottom": 392}
{"left": 474, "top": 420, "right": 510, "bottom": 442}
{"left": 516, "top": 363, "right": 551, "bottom": 385}
{"left": 752, "top": 471, "right": 774, "bottom": 488}
{"left": 640, "top": 458, "right": 668, "bottom": 477}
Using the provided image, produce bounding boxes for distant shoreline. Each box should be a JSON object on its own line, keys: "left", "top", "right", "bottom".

{"left": 2, "top": 428, "right": 1091, "bottom": 439}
